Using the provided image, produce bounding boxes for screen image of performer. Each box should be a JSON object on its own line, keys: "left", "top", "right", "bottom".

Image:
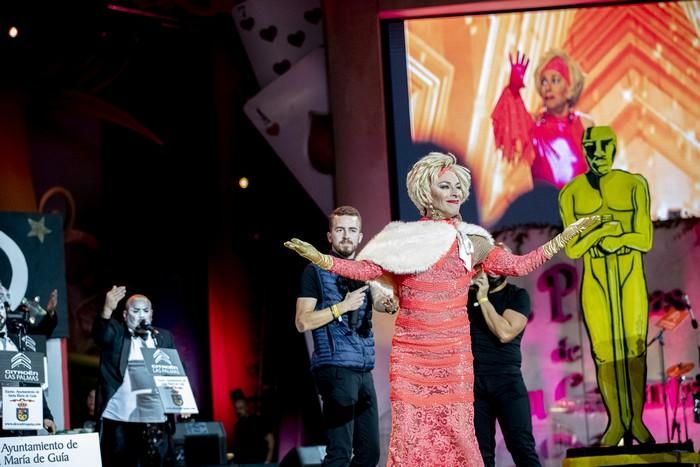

{"left": 93, "top": 286, "right": 186, "bottom": 467}
{"left": 286, "top": 153, "right": 599, "bottom": 466}
{"left": 295, "top": 206, "right": 387, "bottom": 467}
{"left": 0, "top": 285, "right": 56, "bottom": 436}
{"left": 492, "top": 49, "right": 593, "bottom": 189}
{"left": 467, "top": 243, "right": 540, "bottom": 467}
{"left": 559, "top": 126, "right": 653, "bottom": 446}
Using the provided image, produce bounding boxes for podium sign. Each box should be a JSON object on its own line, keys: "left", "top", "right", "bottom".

{"left": 153, "top": 376, "right": 198, "bottom": 414}
{"left": 142, "top": 348, "right": 185, "bottom": 377}
{"left": 0, "top": 350, "right": 45, "bottom": 384}
{"left": 2, "top": 386, "right": 42, "bottom": 430}
{"left": 142, "top": 349, "right": 199, "bottom": 415}
{"left": 0, "top": 432, "right": 102, "bottom": 466}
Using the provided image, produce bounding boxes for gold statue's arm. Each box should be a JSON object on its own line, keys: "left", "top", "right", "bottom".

{"left": 598, "top": 176, "right": 653, "bottom": 254}
{"left": 559, "top": 189, "right": 620, "bottom": 259}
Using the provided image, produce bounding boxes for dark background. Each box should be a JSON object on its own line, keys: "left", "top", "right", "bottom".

{"left": 1, "top": 0, "right": 325, "bottom": 448}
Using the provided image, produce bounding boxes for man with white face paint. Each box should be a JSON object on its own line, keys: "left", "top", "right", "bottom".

{"left": 123, "top": 295, "right": 154, "bottom": 336}
{"left": 93, "top": 285, "right": 178, "bottom": 467}
{"left": 0, "top": 283, "right": 57, "bottom": 436}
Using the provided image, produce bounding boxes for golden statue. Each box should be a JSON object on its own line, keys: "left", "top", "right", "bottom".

{"left": 559, "top": 126, "right": 654, "bottom": 446}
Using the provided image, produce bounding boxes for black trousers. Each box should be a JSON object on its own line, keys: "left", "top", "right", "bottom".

{"left": 313, "top": 367, "right": 380, "bottom": 467}
{"left": 100, "top": 418, "right": 174, "bottom": 467}
{"left": 474, "top": 373, "right": 541, "bottom": 467}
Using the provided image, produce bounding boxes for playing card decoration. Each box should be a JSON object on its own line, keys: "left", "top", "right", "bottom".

{"left": 307, "top": 111, "right": 334, "bottom": 175}
{"left": 244, "top": 48, "right": 333, "bottom": 214}
{"left": 233, "top": 0, "right": 324, "bottom": 87}
{"left": 259, "top": 26, "right": 278, "bottom": 42}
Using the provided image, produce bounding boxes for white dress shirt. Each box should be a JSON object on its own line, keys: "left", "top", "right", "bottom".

{"left": 102, "top": 332, "right": 166, "bottom": 423}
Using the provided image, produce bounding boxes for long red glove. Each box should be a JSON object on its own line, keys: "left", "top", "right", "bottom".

{"left": 491, "top": 52, "right": 535, "bottom": 163}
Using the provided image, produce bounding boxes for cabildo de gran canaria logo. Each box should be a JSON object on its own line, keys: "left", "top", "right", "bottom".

{"left": 5, "top": 353, "right": 40, "bottom": 382}
{"left": 151, "top": 349, "right": 180, "bottom": 376}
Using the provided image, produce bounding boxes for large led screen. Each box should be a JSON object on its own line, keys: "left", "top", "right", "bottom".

{"left": 384, "top": 1, "right": 699, "bottom": 228}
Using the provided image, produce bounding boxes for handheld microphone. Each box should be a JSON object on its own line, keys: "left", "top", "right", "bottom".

{"left": 134, "top": 320, "right": 154, "bottom": 337}
{"left": 338, "top": 277, "right": 364, "bottom": 329}
{"left": 685, "top": 295, "right": 697, "bottom": 330}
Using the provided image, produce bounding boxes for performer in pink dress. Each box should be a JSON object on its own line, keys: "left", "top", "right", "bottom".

{"left": 492, "top": 49, "right": 594, "bottom": 188}
{"left": 286, "top": 153, "right": 597, "bottom": 466}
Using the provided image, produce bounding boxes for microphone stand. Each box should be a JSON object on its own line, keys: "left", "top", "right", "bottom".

{"left": 684, "top": 295, "right": 699, "bottom": 367}
{"left": 648, "top": 328, "right": 670, "bottom": 442}
{"left": 691, "top": 315, "right": 699, "bottom": 369}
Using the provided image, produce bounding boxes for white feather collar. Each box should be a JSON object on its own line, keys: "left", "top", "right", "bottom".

{"left": 356, "top": 220, "right": 492, "bottom": 275}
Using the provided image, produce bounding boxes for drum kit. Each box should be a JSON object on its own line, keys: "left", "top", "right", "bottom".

{"left": 646, "top": 297, "right": 700, "bottom": 443}
{"left": 663, "top": 362, "right": 696, "bottom": 443}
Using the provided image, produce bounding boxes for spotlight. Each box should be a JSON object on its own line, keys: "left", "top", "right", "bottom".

{"left": 238, "top": 177, "right": 249, "bottom": 189}
{"left": 8, "top": 26, "right": 18, "bottom": 39}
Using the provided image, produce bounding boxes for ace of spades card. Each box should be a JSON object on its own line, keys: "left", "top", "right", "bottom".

{"left": 233, "top": 0, "right": 324, "bottom": 87}
{"left": 244, "top": 48, "right": 333, "bottom": 214}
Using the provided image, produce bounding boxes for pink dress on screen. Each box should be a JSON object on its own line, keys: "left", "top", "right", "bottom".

{"left": 492, "top": 85, "right": 588, "bottom": 189}
{"left": 331, "top": 221, "right": 548, "bottom": 466}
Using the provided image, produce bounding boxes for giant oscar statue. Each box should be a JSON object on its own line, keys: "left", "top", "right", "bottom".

{"left": 559, "top": 126, "right": 654, "bottom": 446}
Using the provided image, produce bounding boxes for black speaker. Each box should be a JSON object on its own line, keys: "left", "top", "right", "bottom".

{"left": 173, "top": 421, "right": 227, "bottom": 467}
{"left": 278, "top": 446, "right": 326, "bottom": 467}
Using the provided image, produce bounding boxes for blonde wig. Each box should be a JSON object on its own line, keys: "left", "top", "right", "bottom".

{"left": 535, "top": 49, "right": 585, "bottom": 107}
{"left": 406, "top": 152, "right": 471, "bottom": 216}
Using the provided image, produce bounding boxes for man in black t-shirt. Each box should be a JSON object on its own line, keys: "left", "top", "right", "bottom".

{"left": 231, "top": 390, "right": 274, "bottom": 464}
{"left": 294, "top": 206, "right": 387, "bottom": 467}
{"left": 468, "top": 243, "right": 541, "bottom": 467}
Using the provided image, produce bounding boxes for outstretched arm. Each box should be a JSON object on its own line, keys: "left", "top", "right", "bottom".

{"left": 481, "top": 216, "right": 600, "bottom": 276}
{"left": 481, "top": 245, "right": 548, "bottom": 277}
{"left": 284, "top": 238, "right": 384, "bottom": 281}
{"left": 559, "top": 189, "right": 619, "bottom": 258}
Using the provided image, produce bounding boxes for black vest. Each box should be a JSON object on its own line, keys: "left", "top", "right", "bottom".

{"left": 309, "top": 264, "right": 375, "bottom": 371}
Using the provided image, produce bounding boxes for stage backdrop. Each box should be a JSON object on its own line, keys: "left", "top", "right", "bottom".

{"left": 367, "top": 219, "right": 700, "bottom": 466}
{"left": 383, "top": 0, "right": 700, "bottom": 229}
{"left": 0, "top": 212, "right": 68, "bottom": 337}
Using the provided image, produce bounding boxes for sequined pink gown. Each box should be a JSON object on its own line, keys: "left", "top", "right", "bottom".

{"left": 332, "top": 236, "right": 547, "bottom": 466}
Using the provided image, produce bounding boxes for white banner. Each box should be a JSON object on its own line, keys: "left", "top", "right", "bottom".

{"left": 0, "top": 432, "right": 101, "bottom": 466}
{"left": 153, "top": 375, "right": 199, "bottom": 414}
{"left": 2, "top": 387, "right": 42, "bottom": 430}
{"left": 141, "top": 348, "right": 199, "bottom": 415}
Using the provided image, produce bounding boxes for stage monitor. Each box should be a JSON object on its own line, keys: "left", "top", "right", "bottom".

{"left": 173, "top": 421, "right": 227, "bottom": 467}
{"left": 279, "top": 445, "right": 326, "bottom": 467}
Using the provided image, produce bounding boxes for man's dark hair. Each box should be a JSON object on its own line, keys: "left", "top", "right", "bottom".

{"left": 230, "top": 388, "right": 246, "bottom": 403}
{"left": 328, "top": 206, "right": 362, "bottom": 231}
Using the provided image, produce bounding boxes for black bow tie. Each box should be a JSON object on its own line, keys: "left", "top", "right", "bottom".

{"left": 132, "top": 330, "right": 150, "bottom": 341}
{"left": 0, "top": 332, "right": 5, "bottom": 339}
